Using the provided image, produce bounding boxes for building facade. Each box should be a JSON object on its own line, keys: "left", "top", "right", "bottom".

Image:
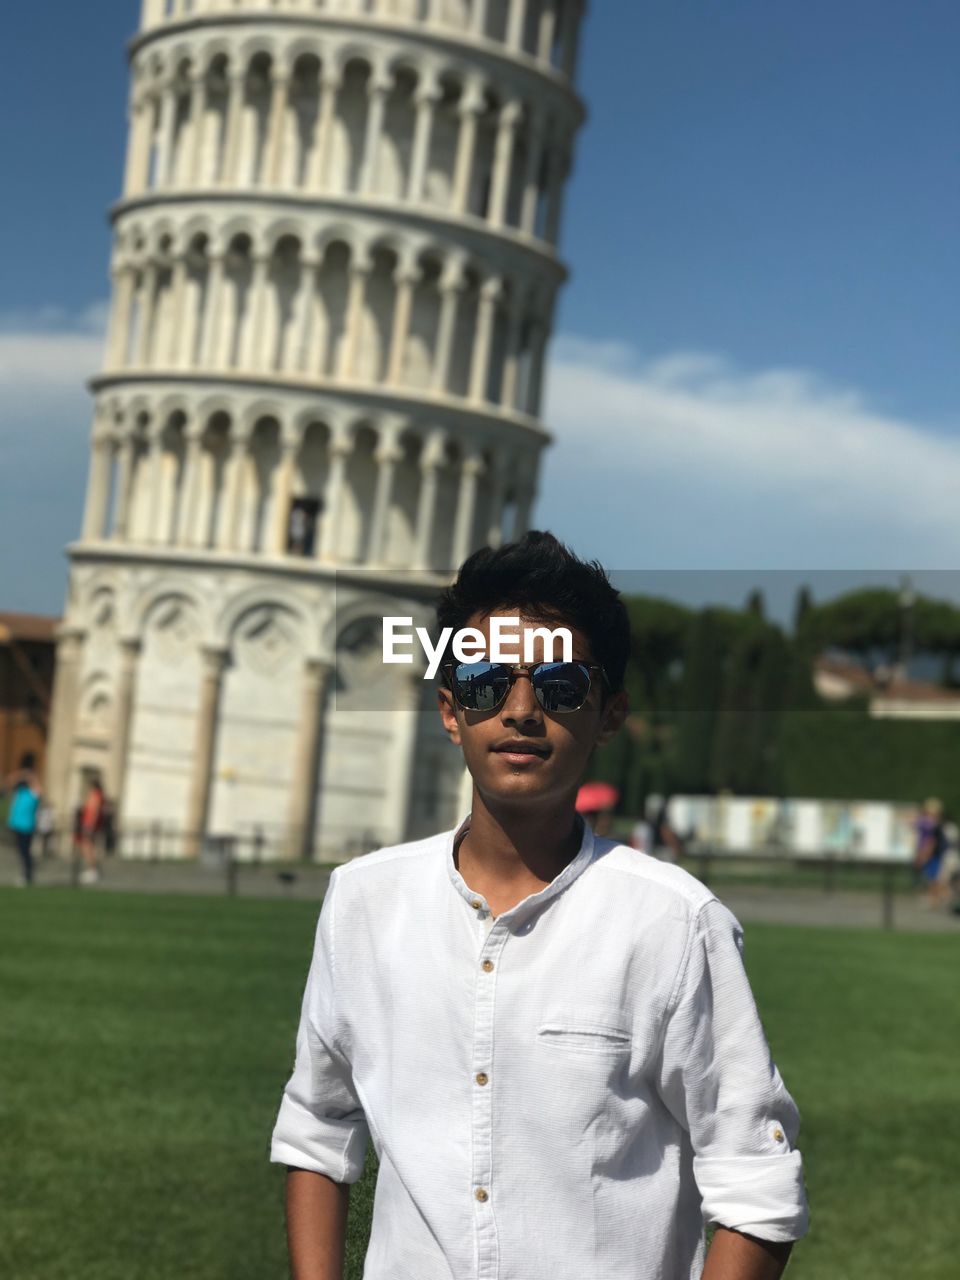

{"left": 45, "top": 0, "right": 587, "bottom": 859}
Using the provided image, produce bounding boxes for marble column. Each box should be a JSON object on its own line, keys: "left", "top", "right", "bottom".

{"left": 507, "top": 0, "right": 528, "bottom": 50}
{"left": 287, "top": 658, "right": 334, "bottom": 861}
{"left": 367, "top": 433, "right": 402, "bottom": 564}
{"left": 44, "top": 627, "right": 86, "bottom": 838}
{"left": 134, "top": 262, "right": 158, "bottom": 366}
{"left": 526, "top": 318, "right": 551, "bottom": 416}
{"left": 500, "top": 306, "right": 525, "bottom": 410}
{"left": 124, "top": 95, "right": 152, "bottom": 196}
{"left": 361, "top": 76, "right": 391, "bottom": 196}
{"left": 520, "top": 115, "right": 545, "bottom": 235}
{"left": 488, "top": 102, "right": 521, "bottom": 228}
{"left": 82, "top": 428, "right": 113, "bottom": 543}
{"left": 431, "top": 264, "right": 466, "bottom": 393}
{"left": 340, "top": 261, "right": 370, "bottom": 380}
{"left": 452, "top": 86, "right": 484, "bottom": 214}
{"left": 109, "top": 637, "right": 142, "bottom": 821}
{"left": 220, "top": 70, "right": 246, "bottom": 185}
{"left": 241, "top": 254, "right": 271, "bottom": 370}
{"left": 288, "top": 255, "right": 317, "bottom": 373}
{"left": 387, "top": 266, "right": 418, "bottom": 386}
{"left": 538, "top": 0, "right": 558, "bottom": 62}
{"left": 319, "top": 434, "right": 351, "bottom": 561}
{"left": 309, "top": 70, "right": 340, "bottom": 190}
{"left": 106, "top": 267, "right": 136, "bottom": 369}
{"left": 167, "top": 257, "right": 190, "bottom": 366}
{"left": 184, "top": 646, "right": 229, "bottom": 857}
{"left": 200, "top": 252, "right": 226, "bottom": 367}
{"left": 154, "top": 81, "right": 177, "bottom": 188}
{"left": 177, "top": 426, "right": 205, "bottom": 546}
{"left": 470, "top": 0, "right": 490, "bottom": 35}
{"left": 271, "top": 435, "right": 299, "bottom": 554}
{"left": 218, "top": 432, "right": 249, "bottom": 551}
{"left": 141, "top": 0, "right": 164, "bottom": 29}
{"left": 112, "top": 432, "right": 138, "bottom": 540}
{"left": 407, "top": 83, "right": 438, "bottom": 203}
{"left": 265, "top": 69, "right": 290, "bottom": 186}
{"left": 413, "top": 432, "right": 445, "bottom": 570}
{"left": 187, "top": 73, "right": 207, "bottom": 185}
{"left": 144, "top": 427, "right": 166, "bottom": 543}
{"left": 452, "top": 451, "right": 484, "bottom": 565}
{"left": 469, "top": 277, "right": 501, "bottom": 403}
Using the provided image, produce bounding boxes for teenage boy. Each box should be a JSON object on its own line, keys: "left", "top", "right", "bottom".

{"left": 271, "top": 532, "right": 808, "bottom": 1280}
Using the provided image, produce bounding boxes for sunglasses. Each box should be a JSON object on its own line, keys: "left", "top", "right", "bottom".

{"left": 444, "top": 660, "right": 607, "bottom": 714}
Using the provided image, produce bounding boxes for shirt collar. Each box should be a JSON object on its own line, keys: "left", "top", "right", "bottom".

{"left": 445, "top": 814, "right": 597, "bottom": 925}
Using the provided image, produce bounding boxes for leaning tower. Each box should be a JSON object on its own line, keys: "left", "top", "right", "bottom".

{"left": 45, "top": 0, "right": 587, "bottom": 859}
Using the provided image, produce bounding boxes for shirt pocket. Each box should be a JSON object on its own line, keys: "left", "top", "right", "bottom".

{"left": 537, "top": 1007, "right": 633, "bottom": 1058}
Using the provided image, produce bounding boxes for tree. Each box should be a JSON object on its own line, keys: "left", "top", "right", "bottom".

{"left": 674, "top": 610, "right": 727, "bottom": 792}
{"left": 793, "top": 584, "right": 813, "bottom": 634}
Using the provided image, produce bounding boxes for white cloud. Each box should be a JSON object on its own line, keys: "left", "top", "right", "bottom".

{"left": 0, "top": 304, "right": 106, "bottom": 412}
{"left": 541, "top": 337, "right": 960, "bottom": 569}
{"left": 2, "top": 309, "right": 959, "bottom": 613}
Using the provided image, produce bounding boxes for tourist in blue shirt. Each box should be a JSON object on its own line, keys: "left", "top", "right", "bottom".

{"left": 5, "top": 752, "right": 42, "bottom": 886}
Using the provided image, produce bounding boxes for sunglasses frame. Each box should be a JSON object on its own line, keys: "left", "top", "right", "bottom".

{"left": 442, "top": 659, "right": 609, "bottom": 715}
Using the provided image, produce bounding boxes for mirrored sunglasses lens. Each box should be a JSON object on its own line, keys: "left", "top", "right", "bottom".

{"left": 532, "top": 663, "right": 591, "bottom": 712}
{"left": 454, "top": 662, "right": 510, "bottom": 711}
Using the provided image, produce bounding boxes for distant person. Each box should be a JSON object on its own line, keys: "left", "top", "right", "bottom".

{"left": 913, "top": 797, "right": 947, "bottom": 907}
{"left": 630, "top": 813, "right": 654, "bottom": 854}
{"left": 574, "top": 780, "right": 618, "bottom": 837}
{"left": 937, "top": 821, "right": 960, "bottom": 915}
{"left": 78, "top": 779, "right": 106, "bottom": 885}
{"left": 5, "top": 752, "right": 41, "bottom": 886}
{"left": 653, "top": 796, "right": 685, "bottom": 863}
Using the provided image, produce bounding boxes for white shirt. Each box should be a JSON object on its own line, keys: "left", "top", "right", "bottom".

{"left": 271, "top": 821, "right": 809, "bottom": 1280}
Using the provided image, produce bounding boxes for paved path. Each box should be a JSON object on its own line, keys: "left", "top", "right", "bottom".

{"left": 3, "top": 848, "right": 959, "bottom": 933}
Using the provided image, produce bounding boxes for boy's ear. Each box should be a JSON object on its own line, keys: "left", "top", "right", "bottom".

{"left": 596, "top": 689, "right": 628, "bottom": 747}
{"left": 437, "top": 687, "right": 463, "bottom": 746}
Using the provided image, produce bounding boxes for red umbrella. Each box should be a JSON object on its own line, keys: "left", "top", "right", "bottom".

{"left": 575, "top": 781, "right": 620, "bottom": 814}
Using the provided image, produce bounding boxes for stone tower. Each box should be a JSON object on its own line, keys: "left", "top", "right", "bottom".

{"left": 45, "top": 0, "right": 587, "bottom": 859}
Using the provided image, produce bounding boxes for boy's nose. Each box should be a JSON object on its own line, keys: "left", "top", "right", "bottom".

{"left": 501, "top": 672, "right": 542, "bottom": 724}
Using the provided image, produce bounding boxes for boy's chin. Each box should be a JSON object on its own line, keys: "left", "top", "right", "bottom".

{"left": 474, "top": 770, "right": 576, "bottom": 809}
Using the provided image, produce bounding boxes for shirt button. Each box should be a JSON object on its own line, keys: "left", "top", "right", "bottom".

{"left": 481, "top": 960, "right": 494, "bottom": 973}
{"left": 773, "top": 1127, "right": 785, "bottom": 1143}
{"left": 476, "top": 1072, "right": 489, "bottom": 1086}
{"left": 471, "top": 899, "right": 482, "bottom": 910}
{"left": 475, "top": 1188, "right": 489, "bottom": 1203}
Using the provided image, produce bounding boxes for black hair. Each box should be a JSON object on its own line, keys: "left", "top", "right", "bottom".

{"left": 435, "top": 530, "right": 630, "bottom": 692}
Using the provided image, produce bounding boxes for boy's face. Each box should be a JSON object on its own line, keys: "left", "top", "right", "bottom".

{"left": 438, "top": 610, "right": 627, "bottom": 814}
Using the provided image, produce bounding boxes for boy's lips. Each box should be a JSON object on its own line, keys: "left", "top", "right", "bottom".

{"left": 491, "top": 739, "right": 551, "bottom": 759}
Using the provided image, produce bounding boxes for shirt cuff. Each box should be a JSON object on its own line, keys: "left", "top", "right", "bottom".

{"left": 694, "top": 1152, "right": 809, "bottom": 1243}
{"left": 270, "top": 1092, "right": 369, "bottom": 1184}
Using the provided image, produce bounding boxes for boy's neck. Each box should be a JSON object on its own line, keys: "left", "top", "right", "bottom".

{"left": 455, "top": 790, "right": 584, "bottom": 912}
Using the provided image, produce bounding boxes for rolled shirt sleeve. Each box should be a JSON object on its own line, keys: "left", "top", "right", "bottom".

{"left": 270, "top": 869, "right": 370, "bottom": 1182}
{"left": 655, "top": 898, "right": 809, "bottom": 1242}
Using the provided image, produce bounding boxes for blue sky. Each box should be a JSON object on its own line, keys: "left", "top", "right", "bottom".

{"left": 2, "top": 1, "right": 958, "bottom": 615}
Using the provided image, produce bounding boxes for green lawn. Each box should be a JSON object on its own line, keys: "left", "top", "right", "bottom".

{"left": 0, "top": 889, "right": 957, "bottom": 1279}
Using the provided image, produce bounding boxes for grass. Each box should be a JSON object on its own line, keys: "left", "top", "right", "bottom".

{"left": 0, "top": 890, "right": 957, "bottom": 1279}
